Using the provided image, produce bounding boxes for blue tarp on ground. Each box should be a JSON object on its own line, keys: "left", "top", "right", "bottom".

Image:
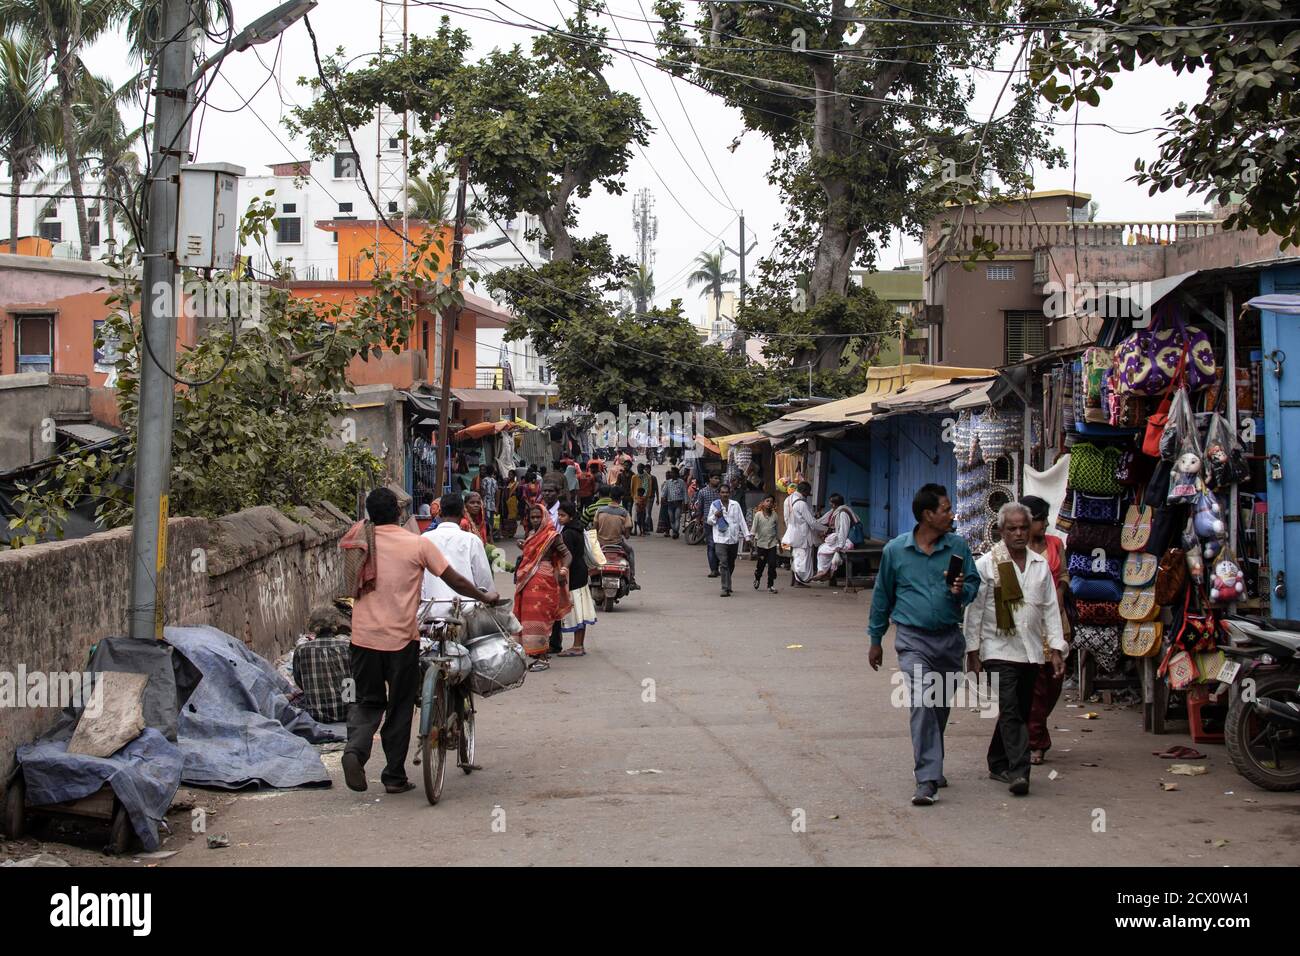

{"left": 17, "top": 729, "right": 183, "bottom": 851}
{"left": 164, "top": 625, "right": 342, "bottom": 790}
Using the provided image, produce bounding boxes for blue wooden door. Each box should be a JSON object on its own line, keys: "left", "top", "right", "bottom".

{"left": 826, "top": 440, "right": 871, "bottom": 527}
{"left": 890, "top": 415, "right": 956, "bottom": 540}
{"left": 1260, "top": 265, "right": 1300, "bottom": 620}
{"left": 868, "top": 420, "right": 893, "bottom": 540}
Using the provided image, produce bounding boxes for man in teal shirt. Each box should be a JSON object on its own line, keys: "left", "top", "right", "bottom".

{"left": 867, "top": 483, "right": 979, "bottom": 806}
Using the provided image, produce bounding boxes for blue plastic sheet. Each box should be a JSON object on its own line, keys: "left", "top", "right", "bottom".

{"left": 164, "top": 626, "right": 343, "bottom": 790}
{"left": 17, "top": 729, "right": 183, "bottom": 851}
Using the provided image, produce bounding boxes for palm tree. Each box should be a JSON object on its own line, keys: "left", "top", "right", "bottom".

{"left": 0, "top": 32, "right": 57, "bottom": 254}
{"left": 687, "top": 246, "right": 736, "bottom": 328}
{"left": 627, "top": 263, "right": 655, "bottom": 314}
{"left": 37, "top": 71, "right": 143, "bottom": 250}
{"left": 406, "top": 170, "right": 486, "bottom": 229}
{"left": 0, "top": 0, "right": 128, "bottom": 260}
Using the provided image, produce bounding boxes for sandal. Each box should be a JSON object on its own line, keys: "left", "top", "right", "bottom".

{"left": 556, "top": 648, "right": 586, "bottom": 657}
{"left": 528, "top": 660, "right": 551, "bottom": 672}
{"left": 1029, "top": 750, "right": 1045, "bottom": 765}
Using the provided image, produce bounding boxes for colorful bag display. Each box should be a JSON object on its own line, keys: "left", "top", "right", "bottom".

{"left": 1074, "top": 623, "right": 1122, "bottom": 671}
{"left": 1067, "top": 522, "right": 1124, "bottom": 556}
{"left": 1068, "top": 443, "right": 1124, "bottom": 495}
{"left": 1120, "top": 504, "right": 1153, "bottom": 551}
{"left": 1122, "top": 552, "right": 1158, "bottom": 586}
{"left": 1122, "top": 620, "right": 1163, "bottom": 658}
{"left": 1068, "top": 552, "right": 1122, "bottom": 580}
{"left": 1073, "top": 493, "right": 1125, "bottom": 524}
{"left": 1119, "top": 586, "right": 1160, "bottom": 622}
{"left": 1074, "top": 600, "right": 1122, "bottom": 626}
{"left": 1154, "top": 547, "right": 1187, "bottom": 605}
{"left": 1113, "top": 303, "right": 1217, "bottom": 395}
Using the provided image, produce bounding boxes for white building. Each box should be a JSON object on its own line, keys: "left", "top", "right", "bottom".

{"left": 0, "top": 179, "right": 114, "bottom": 260}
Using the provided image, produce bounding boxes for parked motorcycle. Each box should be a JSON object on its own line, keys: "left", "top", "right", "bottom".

{"left": 681, "top": 507, "right": 707, "bottom": 546}
{"left": 589, "top": 544, "right": 631, "bottom": 612}
{"left": 1218, "top": 615, "right": 1300, "bottom": 791}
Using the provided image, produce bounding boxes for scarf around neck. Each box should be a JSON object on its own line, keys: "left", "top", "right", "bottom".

{"left": 991, "top": 540, "right": 1024, "bottom": 634}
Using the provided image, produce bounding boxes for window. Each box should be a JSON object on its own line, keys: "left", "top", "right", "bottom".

{"left": 282, "top": 202, "right": 297, "bottom": 214}
{"left": 333, "top": 152, "right": 359, "bottom": 178}
{"left": 87, "top": 220, "right": 100, "bottom": 247}
{"left": 1004, "top": 311, "right": 1047, "bottom": 365}
{"left": 387, "top": 201, "right": 398, "bottom": 214}
{"left": 39, "top": 221, "right": 62, "bottom": 242}
{"left": 275, "top": 217, "right": 302, "bottom": 243}
{"left": 338, "top": 202, "right": 353, "bottom": 215}
{"left": 986, "top": 265, "right": 1015, "bottom": 281}
{"left": 453, "top": 349, "right": 459, "bottom": 370}
{"left": 16, "top": 314, "right": 53, "bottom": 373}
{"left": 387, "top": 137, "right": 399, "bottom": 149}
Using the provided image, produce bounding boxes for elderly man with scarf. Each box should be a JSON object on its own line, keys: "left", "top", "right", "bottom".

{"left": 782, "top": 481, "right": 822, "bottom": 586}
{"left": 964, "top": 502, "right": 1067, "bottom": 797}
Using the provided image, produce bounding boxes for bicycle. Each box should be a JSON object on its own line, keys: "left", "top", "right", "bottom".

{"left": 414, "top": 598, "right": 478, "bottom": 805}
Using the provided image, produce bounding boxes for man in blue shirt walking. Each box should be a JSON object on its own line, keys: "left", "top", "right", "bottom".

{"left": 867, "top": 483, "right": 980, "bottom": 806}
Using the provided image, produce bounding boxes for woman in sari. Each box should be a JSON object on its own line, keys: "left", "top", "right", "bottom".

{"left": 513, "top": 503, "right": 572, "bottom": 672}
{"left": 461, "top": 492, "right": 491, "bottom": 545}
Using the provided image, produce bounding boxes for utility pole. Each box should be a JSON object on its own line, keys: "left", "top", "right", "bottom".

{"left": 434, "top": 157, "right": 469, "bottom": 497}
{"left": 632, "top": 187, "right": 656, "bottom": 314}
{"left": 127, "top": 0, "right": 195, "bottom": 641}
{"left": 724, "top": 210, "right": 757, "bottom": 353}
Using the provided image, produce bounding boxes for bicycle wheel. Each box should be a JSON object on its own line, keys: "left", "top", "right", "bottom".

{"left": 422, "top": 671, "right": 451, "bottom": 805}
{"left": 458, "top": 688, "right": 476, "bottom": 774}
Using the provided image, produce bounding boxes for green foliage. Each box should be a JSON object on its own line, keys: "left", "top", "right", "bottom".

{"left": 287, "top": 1, "right": 649, "bottom": 262}
{"left": 1029, "top": 0, "right": 1300, "bottom": 246}
{"left": 7, "top": 200, "right": 467, "bottom": 545}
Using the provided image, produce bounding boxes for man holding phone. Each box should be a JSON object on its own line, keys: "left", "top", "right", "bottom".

{"left": 867, "top": 483, "right": 980, "bottom": 806}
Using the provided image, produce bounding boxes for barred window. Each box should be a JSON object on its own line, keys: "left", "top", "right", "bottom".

{"left": 986, "top": 265, "right": 1015, "bottom": 281}
{"left": 1004, "top": 311, "right": 1047, "bottom": 365}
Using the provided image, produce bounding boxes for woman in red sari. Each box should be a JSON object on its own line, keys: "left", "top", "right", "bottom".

{"left": 460, "top": 492, "right": 491, "bottom": 545}
{"left": 513, "top": 503, "right": 572, "bottom": 672}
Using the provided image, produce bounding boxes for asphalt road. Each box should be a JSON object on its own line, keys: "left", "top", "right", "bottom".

{"left": 151, "top": 522, "right": 1299, "bottom": 867}
{"left": 8, "top": 501, "right": 1298, "bottom": 867}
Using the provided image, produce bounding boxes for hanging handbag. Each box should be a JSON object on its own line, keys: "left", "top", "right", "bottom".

{"left": 1068, "top": 443, "right": 1124, "bottom": 495}
{"left": 1070, "top": 576, "right": 1125, "bottom": 602}
{"left": 1122, "top": 620, "right": 1163, "bottom": 658}
{"left": 1122, "top": 551, "right": 1158, "bottom": 587}
{"left": 1115, "top": 302, "right": 1218, "bottom": 395}
{"left": 1153, "top": 547, "right": 1187, "bottom": 605}
{"left": 1142, "top": 348, "right": 1189, "bottom": 458}
{"left": 1067, "top": 522, "right": 1124, "bottom": 556}
{"left": 1120, "top": 504, "right": 1153, "bottom": 551}
{"left": 1165, "top": 649, "right": 1198, "bottom": 688}
{"left": 1067, "top": 552, "right": 1122, "bottom": 581}
{"left": 1119, "top": 586, "right": 1160, "bottom": 622}
{"left": 1073, "top": 493, "right": 1125, "bottom": 524}
{"left": 1074, "top": 600, "right": 1122, "bottom": 626}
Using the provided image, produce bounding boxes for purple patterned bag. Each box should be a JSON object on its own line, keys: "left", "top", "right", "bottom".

{"left": 1112, "top": 303, "right": 1217, "bottom": 395}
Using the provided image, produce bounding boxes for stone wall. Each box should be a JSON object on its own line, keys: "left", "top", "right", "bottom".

{"left": 0, "top": 502, "right": 350, "bottom": 787}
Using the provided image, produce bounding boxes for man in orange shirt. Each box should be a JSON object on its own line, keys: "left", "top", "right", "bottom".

{"left": 343, "top": 487, "right": 501, "bottom": 794}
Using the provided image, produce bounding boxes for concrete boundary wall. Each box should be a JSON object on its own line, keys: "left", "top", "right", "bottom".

{"left": 0, "top": 502, "right": 350, "bottom": 785}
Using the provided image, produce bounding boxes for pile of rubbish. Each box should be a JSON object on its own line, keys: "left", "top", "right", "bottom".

{"left": 14, "top": 626, "right": 343, "bottom": 851}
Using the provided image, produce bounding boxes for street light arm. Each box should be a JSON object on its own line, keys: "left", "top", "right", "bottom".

{"left": 193, "top": 0, "right": 318, "bottom": 81}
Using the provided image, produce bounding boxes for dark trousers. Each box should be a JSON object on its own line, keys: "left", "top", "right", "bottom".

{"left": 717, "top": 542, "right": 740, "bottom": 593}
{"left": 1028, "top": 662, "right": 1065, "bottom": 752}
{"left": 346, "top": 642, "right": 420, "bottom": 787}
{"left": 706, "top": 539, "right": 719, "bottom": 574}
{"left": 754, "top": 546, "right": 778, "bottom": 586}
{"left": 550, "top": 621, "right": 563, "bottom": 654}
{"left": 985, "top": 660, "right": 1040, "bottom": 780}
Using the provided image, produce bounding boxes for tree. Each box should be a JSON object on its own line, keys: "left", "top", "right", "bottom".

{"left": 0, "top": 32, "right": 57, "bottom": 254}
{"left": 686, "top": 247, "right": 736, "bottom": 327}
{"left": 7, "top": 199, "right": 472, "bottom": 543}
{"left": 1030, "top": 0, "right": 1300, "bottom": 246}
{"left": 627, "top": 263, "right": 656, "bottom": 315}
{"left": 288, "top": 0, "right": 649, "bottom": 264}
{"left": 405, "top": 170, "right": 486, "bottom": 230}
{"left": 653, "top": 1, "right": 1064, "bottom": 372}
{"left": 0, "top": 0, "right": 127, "bottom": 260}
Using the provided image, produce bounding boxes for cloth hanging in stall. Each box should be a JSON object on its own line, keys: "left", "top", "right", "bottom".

{"left": 1024, "top": 455, "right": 1071, "bottom": 541}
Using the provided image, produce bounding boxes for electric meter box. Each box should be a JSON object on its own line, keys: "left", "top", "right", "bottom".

{"left": 176, "top": 162, "right": 245, "bottom": 270}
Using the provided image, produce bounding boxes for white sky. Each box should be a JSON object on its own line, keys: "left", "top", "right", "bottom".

{"left": 80, "top": 0, "right": 1209, "bottom": 321}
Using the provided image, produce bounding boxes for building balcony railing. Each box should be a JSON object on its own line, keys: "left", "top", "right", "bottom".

{"left": 476, "top": 365, "right": 515, "bottom": 391}
{"left": 932, "top": 219, "right": 1224, "bottom": 280}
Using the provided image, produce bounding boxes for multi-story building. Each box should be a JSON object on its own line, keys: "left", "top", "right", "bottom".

{"left": 853, "top": 260, "right": 925, "bottom": 365}
{"left": 0, "top": 178, "right": 114, "bottom": 261}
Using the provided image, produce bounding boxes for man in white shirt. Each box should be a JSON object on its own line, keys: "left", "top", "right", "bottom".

{"left": 812, "top": 493, "right": 857, "bottom": 580}
{"left": 421, "top": 494, "right": 495, "bottom": 612}
{"left": 964, "top": 502, "right": 1066, "bottom": 797}
{"left": 782, "top": 481, "right": 822, "bottom": 586}
{"left": 706, "top": 482, "right": 751, "bottom": 597}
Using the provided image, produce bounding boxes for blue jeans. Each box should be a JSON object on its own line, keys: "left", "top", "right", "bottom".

{"left": 706, "top": 538, "right": 719, "bottom": 574}
{"left": 666, "top": 500, "right": 682, "bottom": 534}
{"left": 894, "top": 624, "right": 966, "bottom": 786}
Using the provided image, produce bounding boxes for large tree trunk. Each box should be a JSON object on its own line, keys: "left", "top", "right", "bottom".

{"left": 56, "top": 49, "right": 91, "bottom": 260}
{"left": 9, "top": 171, "right": 20, "bottom": 254}
{"left": 539, "top": 205, "right": 573, "bottom": 263}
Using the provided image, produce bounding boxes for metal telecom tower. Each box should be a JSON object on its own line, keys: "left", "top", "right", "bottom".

{"left": 375, "top": 0, "right": 409, "bottom": 269}
{"left": 631, "top": 188, "right": 657, "bottom": 314}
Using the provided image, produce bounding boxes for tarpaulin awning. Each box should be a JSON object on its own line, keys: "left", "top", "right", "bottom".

{"left": 1247, "top": 294, "right": 1300, "bottom": 315}
{"left": 454, "top": 419, "right": 514, "bottom": 441}
{"left": 512, "top": 417, "right": 539, "bottom": 430}
{"left": 695, "top": 434, "right": 720, "bottom": 455}
{"left": 450, "top": 387, "right": 526, "bottom": 410}
{"left": 401, "top": 391, "right": 441, "bottom": 422}
{"left": 1048, "top": 270, "right": 1198, "bottom": 323}
{"left": 871, "top": 377, "right": 997, "bottom": 417}
{"left": 714, "top": 431, "right": 766, "bottom": 458}
{"left": 949, "top": 381, "right": 995, "bottom": 410}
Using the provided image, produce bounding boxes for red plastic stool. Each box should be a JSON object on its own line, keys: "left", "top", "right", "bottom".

{"left": 1185, "top": 685, "right": 1226, "bottom": 744}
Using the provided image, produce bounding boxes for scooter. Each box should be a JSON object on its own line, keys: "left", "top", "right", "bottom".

{"left": 1218, "top": 615, "right": 1300, "bottom": 791}
{"left": 589, "top": 544, "right": 631, "bottom": 612}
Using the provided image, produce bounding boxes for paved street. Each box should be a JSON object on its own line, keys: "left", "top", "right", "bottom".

{"left": 126, "top": 525, "right": 1295, "bottom": 868}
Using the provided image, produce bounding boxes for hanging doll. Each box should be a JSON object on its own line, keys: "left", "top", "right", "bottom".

{"left": 1210, "top": 557, "right": 1246, "bottom": 604}
{"left": 1192, "top": 491, "right": 1226, "bottom": 562}
{"left": 1167, "top": 451, "right": 1204, "bottom": 503}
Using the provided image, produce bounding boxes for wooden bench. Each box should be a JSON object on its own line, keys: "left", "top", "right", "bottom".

{"left": 788, "top": 540, "right": 886, "bottom": 593}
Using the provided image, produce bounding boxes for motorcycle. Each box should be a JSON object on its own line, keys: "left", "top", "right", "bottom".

{"left": 1218, "top": 615, "right": 1300, "bottom": 791}
{"left": 681, "top": 506, "right": 707, "bottom": 546}
{"left": 589, "top": 543, "right": 631, "bottom": 612}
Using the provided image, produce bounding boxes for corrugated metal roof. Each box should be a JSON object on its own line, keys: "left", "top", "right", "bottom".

{"left": 56, "top": 422, "right": 120, "bottom": 444}
{"left": 450, "top": 387, "right": 527, "bottom": 410}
